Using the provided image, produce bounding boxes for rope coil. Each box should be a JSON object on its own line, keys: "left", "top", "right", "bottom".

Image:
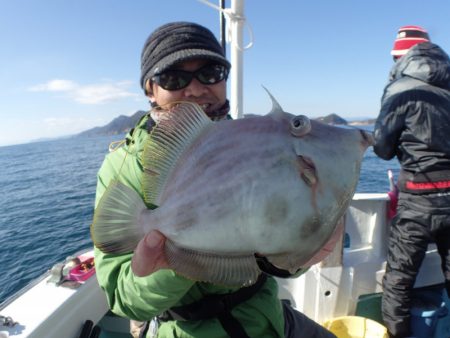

{"left": 0, "top": 314, "right": 18, "bottom": 327}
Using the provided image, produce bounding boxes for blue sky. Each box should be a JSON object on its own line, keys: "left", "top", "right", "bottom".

{"left": 1, "top": 0, "right": 449, "bottom": 147}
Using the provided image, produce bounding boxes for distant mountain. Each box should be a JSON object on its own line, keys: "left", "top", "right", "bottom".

{"left": 75, "top": 110, "right": 375, "bottom": 137}
{"left": 314, "top": 113, "right": 348, "bottom": 125}
{"left": 76, "top": 110, "right": 147, "bottom": 137}
{"left": 348, "top": 118, "right": 376, "bottom": 126}
{"left": 314, "top": 114, "right": 376, "bottom": 126}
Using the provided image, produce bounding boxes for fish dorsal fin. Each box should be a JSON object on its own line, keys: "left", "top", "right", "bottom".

{"left": 142, "top": 102, "right": 213, "bottom": 206}
{"left": 262, "top": 85, "right": 284, "bottom": 116}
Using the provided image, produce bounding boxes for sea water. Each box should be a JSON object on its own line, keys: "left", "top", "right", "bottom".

{"left": 0, "top": 131, "right": 399, "bottom": 304}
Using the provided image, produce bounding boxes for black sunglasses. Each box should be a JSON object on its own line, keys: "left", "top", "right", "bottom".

{"left": 151, "top": 64, "right": 229, "bottom": 91}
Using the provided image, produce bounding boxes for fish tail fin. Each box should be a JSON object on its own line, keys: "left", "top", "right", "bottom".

{"left": 91, "top": 181, "right": 146, "bottom": 254}
{"left": 165, "top": 239, "right": 260, "bottom": 287}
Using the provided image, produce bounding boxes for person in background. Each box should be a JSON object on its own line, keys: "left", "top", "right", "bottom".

{"left": 93, "top": 21, "right": 336, "bottom": 338}
{"left": 373, "top": 25, "right": 450, "bottom": 338}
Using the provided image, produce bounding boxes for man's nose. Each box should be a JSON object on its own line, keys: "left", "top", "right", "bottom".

{"left": 183, "top": 78, "right": 208, "bottom": 97}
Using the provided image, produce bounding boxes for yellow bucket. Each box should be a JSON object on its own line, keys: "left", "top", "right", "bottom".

{"left": 323, "top": 316, "right": 388, "bottom": 338}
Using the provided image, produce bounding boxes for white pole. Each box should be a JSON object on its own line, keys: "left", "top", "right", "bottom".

{"left": 229, "top": 0, "right": 244, "bottom": 119}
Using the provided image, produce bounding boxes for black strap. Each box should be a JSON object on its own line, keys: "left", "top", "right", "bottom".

{"left": 159, "top": 273, "right": 267, "bottom": 337}
{"left": 138, "top": 320, "right": 150, "bottom": 338}
{"left": 77, "top": 320, "right": 102, "bottom": 338}
{"left": 217, "top": 311, "right": 250, "bottom": 338}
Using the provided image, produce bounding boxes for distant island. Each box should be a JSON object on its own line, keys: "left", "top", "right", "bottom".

{"left": 315, "top": 113, "right": 376, "bottom": 126}
{"left": 76, "top": 110, "right": 147, "bottom": 137}
{"left": 75, "top": 111, "right": 375, "bottom": 137}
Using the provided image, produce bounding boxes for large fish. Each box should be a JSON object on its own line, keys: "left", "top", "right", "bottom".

{"left": 91, "top": 92, "right": 373, "bottom": 286}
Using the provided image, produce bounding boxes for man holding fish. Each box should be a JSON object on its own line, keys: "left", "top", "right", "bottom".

{"left": 91, "top": 21, "right": 371, "bottom": 338}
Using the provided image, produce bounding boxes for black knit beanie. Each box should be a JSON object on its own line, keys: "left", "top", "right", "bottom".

{"left": 140, "top": 22, "right": 231, "bottom": 91}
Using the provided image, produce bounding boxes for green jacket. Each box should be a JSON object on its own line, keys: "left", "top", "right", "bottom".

{"left": 93, "top": 115, "right": 286, "bottom": 337}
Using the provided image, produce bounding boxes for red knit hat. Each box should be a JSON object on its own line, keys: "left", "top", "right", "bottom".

{"left": 391, "top": 25, "right": 430, "bottom": 58}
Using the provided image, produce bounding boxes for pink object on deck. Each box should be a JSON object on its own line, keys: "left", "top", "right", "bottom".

{"left": 68, "top": 254, "right": 95, "bottom": 282}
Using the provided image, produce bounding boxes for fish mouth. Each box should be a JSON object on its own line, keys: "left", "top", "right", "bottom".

{"left": 297, "top": 155, "right": 317, "bottom": 186}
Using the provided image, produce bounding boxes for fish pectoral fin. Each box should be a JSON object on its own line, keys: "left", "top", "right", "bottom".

{"left": 91, "top": 181, "right": 146, "bottom": 254}
{"left": 165, "top": 239, "right": 260, "bottom": 287}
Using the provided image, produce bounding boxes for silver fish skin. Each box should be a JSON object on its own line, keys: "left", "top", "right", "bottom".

{"left": 91, "top": 93, "right": 372, "bottom": 286}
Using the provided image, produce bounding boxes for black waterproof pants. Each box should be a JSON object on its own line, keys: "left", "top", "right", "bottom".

{"left": 382, "top": 191, "right": 450, "bottom": 337}
{"left": 282, "top": 300, "right": 336, "bottom": 338}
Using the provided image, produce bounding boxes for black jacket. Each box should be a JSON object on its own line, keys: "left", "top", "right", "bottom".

{"left": 373, "top": 42, "right": 450, "bottom": 192}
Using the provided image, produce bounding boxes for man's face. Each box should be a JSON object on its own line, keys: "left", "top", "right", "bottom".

{"left": 147, "top": 59, "right": 227, "bottom": 116}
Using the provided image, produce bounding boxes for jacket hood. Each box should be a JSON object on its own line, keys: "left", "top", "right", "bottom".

{"left": 389, "top": 42, "right": 450, "bottom": 90}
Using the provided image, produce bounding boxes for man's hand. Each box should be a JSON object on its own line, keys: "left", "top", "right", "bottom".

{"left": 131, "top": 230, "right": 170, "bottom": 276}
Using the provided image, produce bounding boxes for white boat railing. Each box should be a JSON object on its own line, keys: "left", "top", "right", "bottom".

{"left": 277, "top": 193, "right": 443, "bottom": 324}
{"left": 0, "top": 193, "right": 444, "bottom": 337}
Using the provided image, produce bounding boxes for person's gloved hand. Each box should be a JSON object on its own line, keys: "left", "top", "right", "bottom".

{"left": 131, "top": 230, "right": 169, "bottom": 276}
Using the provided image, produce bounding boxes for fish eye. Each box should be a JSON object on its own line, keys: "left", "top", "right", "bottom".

{"left": 290, "top": 115, "right": 311, "bottom": 137}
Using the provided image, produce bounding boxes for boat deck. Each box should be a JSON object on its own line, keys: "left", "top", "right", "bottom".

{"left": 1, "top": 193, "right": 447, "bottom": 337}
{"left": 0, "top": 258, "right": 110, "bottom": 338}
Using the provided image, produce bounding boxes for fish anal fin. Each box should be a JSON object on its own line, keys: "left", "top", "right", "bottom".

{"left": 165, "top": 239, "right": 260, "bottom": 287}
{"left": 142, "top": 102, "right": 213, "bottom": 206}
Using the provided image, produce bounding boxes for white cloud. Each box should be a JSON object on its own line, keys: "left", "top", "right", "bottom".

{"left": 29, "top": 79, "right": 138, "bottom": 104}
{"left": 29, "top": 79, "right": 77, "bottom": 92}
{"left": 74, "top": 81, "right": 137, "bottom": 104}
